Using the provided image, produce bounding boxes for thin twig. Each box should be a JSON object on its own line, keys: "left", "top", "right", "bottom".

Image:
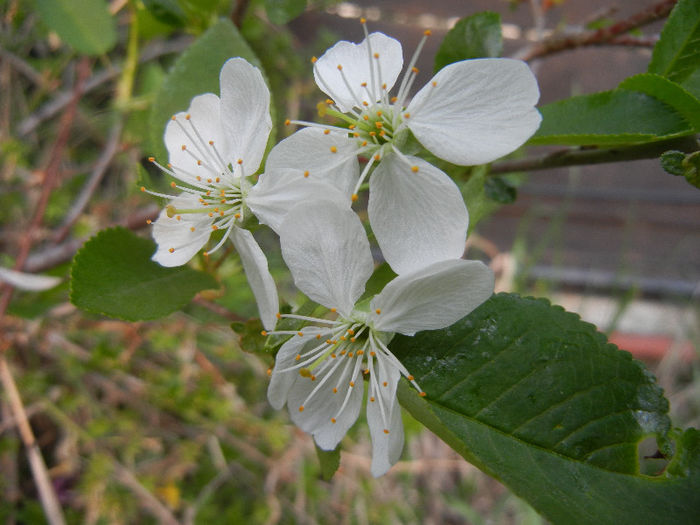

{"left": 52, "top": 118, "right": 125, "bottom": 243}
{"left": 0, "top": 47, "right": 46, "bottom": 86}
{"left": 111, "top": 462, "right": 180, "bottom": 525}
{"left": 0, "top": 356, "right": 66, "bottom": 525}
{"left": 489, "top": 136, "right": 699, "bottom": 175}
{"left": 16, "top": 37, "right": 193, "bottom": 137}
{"left": 232, "top": 0, "right": 251, "bottom": 28}
{"left": 517, "top": 0, "right": 677, "bottom": 61}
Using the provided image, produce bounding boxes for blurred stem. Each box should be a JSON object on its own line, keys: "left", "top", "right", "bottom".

{"left": 0, "top": 355, "right": 66, "bottom": 525}
{"left": 115, "top": 2, "right": 139, "bottom": 110}
{"left": 489, "top": 135, "right": 699, "bottom": 174}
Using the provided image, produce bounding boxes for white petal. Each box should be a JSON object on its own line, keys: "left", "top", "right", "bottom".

{"left": 0, "top": 267, "right": 61, "bottom": 292}
{"left": 265, "top": 128, "right": 359, "bottom": 197}
{"left": 164, "top": 94, "right": 228, "bottom": 183}
{"left": 371, "top": 259, "right": 494, "bottom": 335}
{"left": 314, "top": 32, "right": 403, "bottom": 112}
{"left": 406, "top": 58, "right": 542, "bottom": 165}
{"left": 219, "top": 58, "right": 272, "bottom": 174}
{"left": 247, "top": 169, "right": 351, "bottom": 233}
{"left": 151, "top": 193, "right": 213, "bottom": 267}
{"left": 267, "top": 329, "right": 329, "bottom": 410}
{"left": 230, "top": 226, "right": 279, "bottom": 331}
{"left": 287, "top": 357, "right": 364, "bottom": 450}
{"left": 368, "top": 152, "right": 468, "bottom": 275}
{"left": 279, "top": 201, "right": 373, "bottom": 316}
{"left": 367, "top": 355, "right": 403, "bottom": 477}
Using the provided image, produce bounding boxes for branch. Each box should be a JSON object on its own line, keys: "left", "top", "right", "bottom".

{"left": 518, "top": 0, "right": 677, "bottom": 61}
{"left": 489, "top": 136, "right": 699, "bottom": 175}
{"left": 0, "top": 355, "right": 66, "bottom": 525}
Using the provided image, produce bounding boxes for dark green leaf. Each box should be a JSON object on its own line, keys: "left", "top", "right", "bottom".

{"left": 460, "top": 166, "right": 502, "bottom": 234}
{"left": 232, "top": 318, "right": 267, "bottom": 356}
{"left": 148, "top": 19, "right": 262, "bottom": 161}
{"left": 680, "top": 67, "right": 700, "bottom": 99}
{"left": 265, "top": 0, "right": 307, "bottom": 25}
{"left": 434, "top": 12, "right": 502, "bottom": 72}
{"left": 35, "top": 0, "right": 116, "bottom": 55}
{"left": 70, "top": 227, "right": 218, "bottom": 321}
{"left": 142, "top": 0, "right": 187, "bottom": 26}
{"left": 648, "top": 0, "right": 700, "bottom": 83}
{"left": 531, "top": 89, "right": 693, "bottom": 145}
{"left": 361, "top": 263, "right": 397, "bottom": 301}
{"left": 661, "top": 150, "right": 700, "bottom": 188}
{"left": 393, "top": 293, "right": 700, "bottom": 524}
{"left": 484, "top": 176, "right": 517, "bottom": 204}
{"left": 315, "top": 444, "right": 340, "bottom": 481}
{"left": 619, "top": 73, "right": 700, "bottom": 130}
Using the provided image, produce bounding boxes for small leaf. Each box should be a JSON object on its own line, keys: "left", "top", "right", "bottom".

{"left": 70, "top": 227, "right": 218, "bottom": 321}
{"left": 393, "top": 294, "right": 700, "bottom": 525}
{"left": 35, "top": 0, "right": 116, "bottom": 55}
{"left": 232, "top": 318, "right": 267, "bottom": 355}
{"left": 484, "top": 176, "right": 517, "bottom": 204}
{"left": 148, "top": 18, "right": 262, "bottom": 161}
{"left": 265, "top": 0, "right": 307, "bottom": 24}
{"left": 531, "top": 89, "right": 693, "bottom": 145}
{"left": 648, "top": 0, "right": 700, "bottom": 83}
{"left": 434, "top": 12, "right": 502, "bottom": 72}
{"left": 315, "top": 444, "right": 340, "bottom": 481}
{"left": 619, "top": 73, "right": 700, "bottom": 130}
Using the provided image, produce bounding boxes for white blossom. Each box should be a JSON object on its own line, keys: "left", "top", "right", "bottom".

{"left": 266, "top": 200, "right": 494, "bottom": 476}
{"left": 280, "top": 26, "right": 541, "bottom": 274}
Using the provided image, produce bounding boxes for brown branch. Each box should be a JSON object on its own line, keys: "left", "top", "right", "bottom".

{"left": 0, "top": 355, "right": 66, "bottom": 525}
{"left": 519, "top": 0, "right": 677, "bottom": 61}
{"left": 231, "top": 0, "right": 251, "bottom": 28}
{"left": 111, "top": 462, "right": 180, "bottom": 525}
{"left": 489, "top": 136, "right": 699, "bottom": 175}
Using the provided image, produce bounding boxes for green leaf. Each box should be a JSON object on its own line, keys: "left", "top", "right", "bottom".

{"left": 531, "top": 89, "right": 693, "bottom": 145}
{"left": 662, "top": 150, "right": 700, "bottom": 189}
{"left": 660, "top": 150, "right": 687, "bottom": 176}
{"left": 142, "top": 0, "right": 187, "bottom": 26}
{"left": 648, "top": 0, "right": 700, "bottom": 83}
{"left": 34, "top": 0, "right": 116, "bottom": 55}
{"left": 148, "top": 18, "right": 262, "bottom": 161}
{"left": 484, "top": 176, "right": 517, "bottom": 204}
{"left": 392, "top": 294, "right": 700, "bottom": 524}
{"left": 680, "top": 67, "right": 700, "bottom": 99}
{"left": 460, "top": 166, "right": 503, "bottom": 234}
{"left": 264, "top": 0, "right": 307, "bottom": 25}
{"left": 70, "top": 227, "right": 218, "bottom": 321}
{"left": 619, "top": 73, "right": 700, "bottom": 130}
{"left": 315, "top": 444, "right": 340, "bottom": 481}
{"left": 434, "top": 12, "right": 502, "bottom": 72}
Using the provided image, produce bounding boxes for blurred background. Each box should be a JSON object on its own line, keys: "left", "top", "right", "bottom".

{"left": 0, "top": 0, "right": 698, "bottom": 523}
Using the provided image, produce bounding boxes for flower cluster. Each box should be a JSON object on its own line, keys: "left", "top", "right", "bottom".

{"left": 144, "top": 26, "right": 540, "bottom": 476}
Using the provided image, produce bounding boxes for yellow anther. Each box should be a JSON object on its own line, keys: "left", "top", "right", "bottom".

{"left": 261, "top": 330, "right": 268, "bottom": 336}
{"left": 330, "top": 307, "right": 337, "bottom": 312}
{"left": 349, "top": 381, "right": 355, "bottom": 387}
{"left": 190, "top": 227, "right": 195, "bottom": 232}
{"left": 300, "top": 369, "right": 311, "bottom": 378}
{"left": 331, "top": 418, "right": 336, "bottom": 423}
{"left": 148, "top": 156, "right": 155, "bottom": 162}
{"left": 412, "top": 67, "right": 419, "bottom": 74}
{"left": 411, "top": 166, "right": 419, "bottom": 173}
{"left": 234, "top": 213, "right": 241, "bottom": 219}
{"left": 284, "top": 119, "right": 291, "bottom": 126}
{"left": 211, "top": 225, "right": 218, "bottom": 231}
{"left": 360, "top": 17, "right": 366, "bottom": 24}
{"left": 390, "top": 96, "right": 398, "bottom": 103}
{"left": 424, "top": 29, "right": 432, "bottom": 36}
{"left": 276, "top": 312, "right": 282, "bottom": 319}
{"left": 303, "top": 170, "right": 310, "bottom": 178}
{"left": 419, "top": 392, "right": 427, "bottom": 397}
{"left": 237, "top": 159, "right": 243, "bottom": 164}
{"left": 140, "top": 186, "right": 145, "bottom": 192}
{"left": 361, "top": 82, "right": 367, "bottom": 87}
{"left": 311, "top": 56, "right": 317, "bottom": 63}
{"left": 370, "top": 396, "right": 375, "bottom": 402}
{"left": 373, "top": 154, "right": 380, "bottom": 161}
{"left": 330, "top": 146, "right": 338, "bottom": 153}
{"left": 375, "top": 122, "right": 383, "bottom": 129}
{"left": 299, "top": 405, "right": 304, "bottom": 412}
{"left": 267, "top": 368, "right": 272, "bottom": 376}
{"left": 407, "top": 375, "right": 415, "bottom": 381}
{"left": 373, "top": 53, "right": 379, "bottom": 59}
{"left": 209, "top": 140, "right": 214, "bottom": 145}
{"left": 362, "top": 101, "right": 369, "bottom": 106}
{"left": 297, "top": 331, "right": 304, "bottom": 337}
{"left": 185, "top": 114, "right": 191, "bottom": 120}
{"left": 181, "top": 145, "right": 186, "bottom": 150}
{"left": 404, "top": 112, "right": 410, "bottom": 118}
{"left": 295, "top": 354, "right": 301, "bottom": 361}
{"left": 351, "top": 194, "right": 359, "bottom": 202}
{"left": 432, "top": 81, "right": 437, "bottom": 87}
{"left": 168, "top": 248, "right": 175, "bottom": 253}
{"left": 337, "top": 64, "right": 343, "bottom": 71}
{"left": 146, "top": 219, "right": 152, "bottom": 225}
{"left": 170, "top": 181, "right": 176, "bottom": 188}
{"left": 333, "top": 387, "right": 338, "bottom": 393}
{"left": 383, "top": 381, "right": 388, "bottom": 387}
{"left": 383, "top": 429, "right": 389, "bottom": 434}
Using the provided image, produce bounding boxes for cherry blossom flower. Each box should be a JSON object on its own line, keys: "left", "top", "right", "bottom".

{"left": 144, "top": 58, "right": 346, "bottom": 329}
{"left": 281, "top": 24, "right": 541, "bottom": 274}
{"left": 266, "top": 200, "right": 494, "bottom": 476}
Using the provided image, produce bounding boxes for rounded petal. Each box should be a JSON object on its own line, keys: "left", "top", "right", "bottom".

{"left": 265, "top": 128, "right": 359, "bottom": 197}
{"left": 367, "top": 356, "right": 404, "bottom": 477}
{"left": 219, "top": 58, "right": 272, "bottom": 174}
{"left": 287, "top": 357, "right": 364, "bottom": 450}
{"left": 247, "top": 170, "right": 351, "bottom": 233}
{"left": 406, "top": 58, "right": 542, "bottom": 165}
{"left": 267, "top": 329, "right": 329, "bottom": 410}
{"left": 231, "top": 226, "right": 279, "bottom": 331}
{"left": 370, "top": 259, "right": 494, "bottom": 335}
{"left": 279, "top": 201, "right": 373, "bottom": 316}
{"left": 151, "top": 193, "right": 213, "bottom": 267}
{"left": 164, "top": 94, "right": 228, "bottom": 183}
{"left": 368, "top": 152, "right": 468, "bottom": 275}
{"left": 314, "top": 32, "right": 403, "bottom": 112}
{"left": 0, "top": 267, "right": 61, "bottom": 292}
